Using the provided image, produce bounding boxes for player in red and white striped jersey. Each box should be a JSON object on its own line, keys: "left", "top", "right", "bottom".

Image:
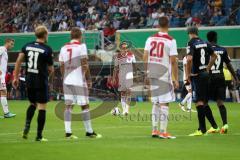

{"left": 112, "top": 42, "right": 136, "bottom": 115}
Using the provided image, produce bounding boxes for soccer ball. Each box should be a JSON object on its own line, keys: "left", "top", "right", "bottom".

{"left": 111, "top": 107, "right": 121, "bottom": 116}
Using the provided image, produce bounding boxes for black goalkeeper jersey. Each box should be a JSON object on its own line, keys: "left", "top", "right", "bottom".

{"left": 187, "top": 37, "right": 214, "bottom": 74}
{"left": 21, "top": 41, "right": 53, "bottom": 89}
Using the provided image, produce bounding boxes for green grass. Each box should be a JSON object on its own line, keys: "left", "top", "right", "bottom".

{"left": 0, "top": 101, "right": 240, "bottom": 160}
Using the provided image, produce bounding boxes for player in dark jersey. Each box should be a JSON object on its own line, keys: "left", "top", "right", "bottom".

{"left": 185, "top": 27, "right": 217, "bottom": 136}
{"left": 12, "top": 26, "right": 54, "bottom": 142}
{"left": 205, "top": 31, "right": 239, "bottom": 134}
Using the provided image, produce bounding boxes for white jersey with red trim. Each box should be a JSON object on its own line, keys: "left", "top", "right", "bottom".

{"left": 0, "top": 46, "right": 8, "bottom": 80}
{"left": 59, "top": 40, "right": 88, "bottom": 86}
{"left": 144, "top": 32, "right": 178, "bottom": 103}
{"left": 144, "top": 32, "right": 178, "bottom": 81}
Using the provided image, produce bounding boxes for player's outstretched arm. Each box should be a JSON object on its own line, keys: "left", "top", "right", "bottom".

{"left": 170, "top": 55, "right": 179, "bottom": 89}
{"left": 12, "top": 53, "right": 25, "bottom": 88}
{"left": 81, "top": 58, "right": 92, "bottom": 88}
{"left": 143, "top": 50, "right": 150, "bottom": 86}
{"left": 207, "top": 53, "right": 217, "bottom": 72}
{"left": 112, "top": 65, "right": 118, "bottom": 85}
{"left": 48, "top": 65, "right": 54, "bottom": 86}
{"left": 226, "top": 62, "right": 239, "bottom": 85}
{"left": 186, "top": 55, "right": 192, "bottom": 82}
{"left": 59, "top": 62, "right": 64, "bottom": 76}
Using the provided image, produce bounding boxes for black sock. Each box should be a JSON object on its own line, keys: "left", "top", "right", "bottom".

{"left": 24, "top": 104, "right": 36, "bottom": 133}
{"left": 37, "top": 110, "right": 46, "bottom": 139}
{"left": 196, "top": 105, "right": 206, "bottom": 133}
{"left": 218, "top": 105, "right": 227, "bottom": 125}
{"left": 205, "top": 105, "right": 218, "bottom": 129}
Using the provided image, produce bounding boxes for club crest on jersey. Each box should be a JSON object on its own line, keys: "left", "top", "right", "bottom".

{"left": 127, "top": 58, "right": 132, "bottom": 63}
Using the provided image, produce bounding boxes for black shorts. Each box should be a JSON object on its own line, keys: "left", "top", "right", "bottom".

{"left": 209, "top": 74, "right": 226, "bottom": 101}
{"left": 225, "top": 80, "right": 234, "bottom": 90}
{"left": 181, "top": 84, "right": 188, "bottom": 99}
{"left": 27, "top": 86, "right": 49, "bottom": 104}
{"left": 192, "top": 72, "right": 210, "bottom": 103}
{"left": 6, "top": 83, "right": 12, "bottom": 92}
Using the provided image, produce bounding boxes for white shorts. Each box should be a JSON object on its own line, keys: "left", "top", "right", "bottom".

{"left": 118, "top": 80, "right": 133, "bottom": 92}
{"left": 63, "top": 84, "right": 89, "bottom": 106}
{"left": 0, "top": 77, "right": 6, "bottom": 90}
{"left": 149, "top": 78, "right": 175, "bottom": 104}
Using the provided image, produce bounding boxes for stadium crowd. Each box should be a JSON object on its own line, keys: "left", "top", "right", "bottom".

{"left": 0, "top": 0, "right": 239, "bottom": 34}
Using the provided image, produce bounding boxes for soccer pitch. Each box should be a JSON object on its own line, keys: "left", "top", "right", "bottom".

{"left": 0, "top": 101, "right": 239, "bottom": 160}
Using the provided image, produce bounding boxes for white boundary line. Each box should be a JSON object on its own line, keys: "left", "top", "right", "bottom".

{"left": 0, "top": 133, "right": 240, "bottom": 144}
{"left": 0, "top": 125, "right": 239, "bottom": 144}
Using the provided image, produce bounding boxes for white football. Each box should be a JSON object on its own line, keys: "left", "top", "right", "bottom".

{"left": 111, "top": 107, "right": 121, "bottom": 116}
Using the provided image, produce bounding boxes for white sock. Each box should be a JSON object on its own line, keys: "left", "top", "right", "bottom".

{"left": 152, "top": 104, "right": 160, "bottom": 131}
{"left": 181, "top": 92, "right": 192, "bottom": 105}
{"left": 125, "top": 96, "right": 131, "bottom": 113}
{"left": 121, "top": 96, "right": 126, "bottom": 113}
{"left": 64, "top": 108, "right": 72, "bottom": 133}
{"left": 187, "top": 93, "right": 192, "bottom": 110}
{"left": 235, "top": 90, "right": 240, "bottom": 103}
{"left": 82, "top": 109, "right": 93, "bottom": 133}
{"left": 1, "top": 97, "right": 9, "bottom": 114}
{"left": 159, "top": 105, "right": 169, "bottom": 133}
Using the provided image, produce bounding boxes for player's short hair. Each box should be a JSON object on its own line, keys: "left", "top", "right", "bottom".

{"left": 71, "top": 27, "right": 82, "bottom": 39}
{"left": 5, "top": 38, "right": 14, "bottom": 44}
{"left": 35, "top": 25, "right": 48, "bottom": 39}
{"left": 159, "top": 16, "right": 169, "bottom": 28}
{"left": 207, "top": 31, "right": 217, "bottom": 43}
{"left": 187, "top": 26, "right": 199, "bottom": 35}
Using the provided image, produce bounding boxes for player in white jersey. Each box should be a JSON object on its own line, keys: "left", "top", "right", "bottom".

{"left": 59, "top": 28, "right": 101, "bottom": 139}
{"left": 112, "top": 42, "right": 136, "bottom": 115}
{"left": 0, "top": 38, "right": 16, "bottom": 118}
{"left": 143, "top": 16, "right": 179, "bottom": 139}
{"left": 178, "top": 55, "right": 196, "bottom": 112}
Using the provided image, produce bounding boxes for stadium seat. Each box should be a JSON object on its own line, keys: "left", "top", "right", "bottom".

{"left": 172, "top": 0, "right": 179, "bottom": 8}
{"left": 216, "top": 16, "right": 228, "bottom": 26}
{"left": 236, "top": 10, "right": 240, "bottom": 24}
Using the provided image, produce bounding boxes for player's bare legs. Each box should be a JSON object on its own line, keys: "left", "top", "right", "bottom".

{"left": 22, "top": 102, "right": 37, "bottom": 139}
{"left": 35, "top": 103, "right": 48, "bottom": 141}
{"left": 0, "top": 90, "right": 16, "bottom": 118}
{"left": 216, "top": 100, "right": 228, "bottom": 134}
{"left": 81, "top": 104, "right": 102, "bottom": 138}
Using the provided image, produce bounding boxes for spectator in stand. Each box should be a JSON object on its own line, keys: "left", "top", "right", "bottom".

{"left": 103, "top": 23, "right": 116, "bottom": 42}
{"left": 214, "top": 0, "right": 222, "bottom": 10}
{"left": 0, "top": 0, "right": 238, "bottom": 36}
{"left": 58, "top": 20, "right": 68, "bottom": 31}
